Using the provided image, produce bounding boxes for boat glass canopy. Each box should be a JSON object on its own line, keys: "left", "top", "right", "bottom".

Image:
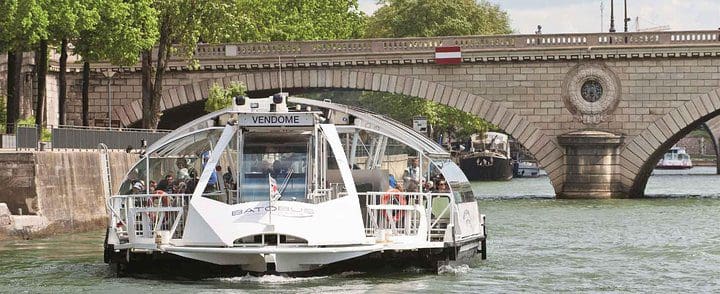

{"left": 119, "top": 95, "right": 472, "bottom": 205}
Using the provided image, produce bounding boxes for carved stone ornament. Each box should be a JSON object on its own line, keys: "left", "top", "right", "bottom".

{"left": 562, "top": 62, "right": 621, "bottom": 124}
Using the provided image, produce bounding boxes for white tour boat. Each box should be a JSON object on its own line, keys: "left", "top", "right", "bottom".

{"left": 104, "top": 94, "right": 486, "bottom": 277}
{"left": 656, "top": 146, "right": 693, "bottom": 169}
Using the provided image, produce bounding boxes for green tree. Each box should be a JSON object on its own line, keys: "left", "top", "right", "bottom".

{"left": 44, "top": 0, "right": 100, "bottom": 125}
{"left": 76, "top": 0, "right": 158, "bottom": 126}
{"left": 0, "top": 0, "right": 48, "bottom": 132}
{"left": 141, "top": 0, "right": 366, "bottom": 129}
{"left": 204, "top": 82, "right": 247, "bottom": 112}
{"left": 365, "top": 0, "right": 511, "bottom": 38}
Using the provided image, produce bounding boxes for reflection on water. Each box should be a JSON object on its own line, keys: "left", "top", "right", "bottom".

{"left": 1, "top": 168, "right": 719, "bottom": 292}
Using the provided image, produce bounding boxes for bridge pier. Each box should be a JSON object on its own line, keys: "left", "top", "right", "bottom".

{"left": 557, "top": 131, "right": 625, "bottom": 199}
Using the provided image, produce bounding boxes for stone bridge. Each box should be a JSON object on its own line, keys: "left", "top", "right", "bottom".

{"left": 5, "top": 30, "right": 720, "bottom": 198}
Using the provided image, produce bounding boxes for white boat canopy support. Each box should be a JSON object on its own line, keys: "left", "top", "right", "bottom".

{"left": 318, "top": 124, "right": 357, "bottom": 196}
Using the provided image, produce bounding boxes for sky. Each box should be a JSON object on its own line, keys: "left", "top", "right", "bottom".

{"left": 358, "top": 0, "right": 720, "bottom": 34}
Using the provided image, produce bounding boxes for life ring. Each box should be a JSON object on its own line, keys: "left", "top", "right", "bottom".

{"left": 147, "top": 190, "right": 171, "bottom": 206}
{"left": 381, "top": 188, "right": 406, "bottom": 222}
{"left": 146, "top": 190, "right": 171, "bottom": 223}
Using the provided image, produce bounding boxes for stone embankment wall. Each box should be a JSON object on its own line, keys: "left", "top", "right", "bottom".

{"left": 0, "top": 151, "right": 137, "bottom": 239}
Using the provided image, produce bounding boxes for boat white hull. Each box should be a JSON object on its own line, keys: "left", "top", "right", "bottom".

{"left": 105, "top": 235, "right": 485, "bottom": 277}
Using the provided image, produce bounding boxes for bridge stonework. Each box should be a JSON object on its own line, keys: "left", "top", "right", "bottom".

{"left": 23, "top": 31, "right": 720, "bottom": 198}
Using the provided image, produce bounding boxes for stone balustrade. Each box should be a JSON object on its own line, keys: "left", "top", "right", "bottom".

{"left": 44, "top": 30, "right": 720, "bottom": 73}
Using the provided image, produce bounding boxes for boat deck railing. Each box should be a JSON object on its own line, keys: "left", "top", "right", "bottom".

{"left": 107, "top": 193, "right": 193, "bottom": 244}
{"left": 360, "top": 191, "right": 455, "bottom": 243}
{"left": 108, "top": 190, "right": 456, "bottom": 247}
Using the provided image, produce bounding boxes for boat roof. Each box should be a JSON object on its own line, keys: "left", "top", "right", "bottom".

{"left": 146, "top": 96, "right": 450, "bottom": 158}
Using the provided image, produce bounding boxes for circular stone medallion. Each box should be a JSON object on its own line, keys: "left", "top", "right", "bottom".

{"left": 562, "top": 63, "right": 621, "bottom": 125}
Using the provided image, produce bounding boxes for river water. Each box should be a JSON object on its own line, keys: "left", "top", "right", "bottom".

{"left": 1, "top": 168, "right": 719, "bottom": 292}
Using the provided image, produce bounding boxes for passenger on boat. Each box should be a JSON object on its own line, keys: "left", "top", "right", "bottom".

{"left": 176, "top": 158, "right": 190, "bottom": 180}
{"left": 403, "top": 158, "right": 421, "bottom": 191}
{"left": 435, "top": 180, "right": 449, "bottom": 193}
{"left": 273, "top": 155, "right": 292, "bottom": 175}
{"left": 223, "top": 167, "right": 235, "bottom": 190}
{"left": 157, "top": 174, "right": 175, "bottom": 192}
{"left": 205, "top": 165, "right": 220, "bottom": 192}
{"left": 388, "top": 174, "right": 397, "bottom": 189}
{"left": 149, "top": 180, "right": 157, "bottom": 193}
{"left": 418, "top": 179, "right": 431, "bottom": 192}
{"left": 185, "top": 169, "right": 198, "bottom": 193}
{"left": 253, "top": 159, "right": 273, "bottom": 174}
{"left": 131, "top": 180, "right": 145, "bottom": 194}
{"left": 405, "top": 180, "right": 419, "bottom": 193}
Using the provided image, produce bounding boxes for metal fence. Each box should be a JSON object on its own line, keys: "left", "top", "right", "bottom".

{"left": 2, "top": 125, "right": 170, "bottom": 150}
{"left": 16, "top": 125, "right": 39, "bottom": 150}
{"left": 51, "top": 126, "right": 170, "bottom": 150}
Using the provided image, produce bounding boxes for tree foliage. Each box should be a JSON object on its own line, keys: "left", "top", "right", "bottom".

{"left": 141, "top": 0, "right": 366, "bottom": 129}
{"left": 309, "top": 90, "right": 491, "bottom": 140}
{"left": 75, "top": 0, "right": 157, "bottom": 65}
{"left": 0, "top": 0, "right": 48, "bottom": 51}
{"left": 75, "top": 0, "right": 157, "bottom": 126}
{"left": 204, "top": 82, "right": 247, "bottom": 112}
{"left": 44, "top": 0, "right": 100, "bottom": 125}
{"left": 365, "top": 0, "right": 511, "bottom": 38}
{"left": 0, "top": 0, "right": 48, "bottom": 131}
{"left": 357, "top": 0, "right": 511, "bottom": 140}
{"left": 229, "top": 0, "right": 366, "bottom": 42}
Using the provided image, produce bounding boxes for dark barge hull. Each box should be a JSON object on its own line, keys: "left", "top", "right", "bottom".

{"left": 459, "top": 155, "right": 513, "bottom": 181}
{"left": 105, "top": 238, "right": 485, "bottom": 279}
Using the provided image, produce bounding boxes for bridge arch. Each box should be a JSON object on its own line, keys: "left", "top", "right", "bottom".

{"left": 115, "top": 69, "right": 565, "bottom": 192}
{"left": 620, "top": 88, "right": 720, "bottom": 196}
{"left": 703, "top": 117, "right": 720, "bottom": 174}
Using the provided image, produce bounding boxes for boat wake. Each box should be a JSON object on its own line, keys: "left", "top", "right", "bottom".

{"left": 438, "top": 264, "right": 471, "bottom": 275}
{"left": 214, "top": 274, "right": 328, "bottom": 284}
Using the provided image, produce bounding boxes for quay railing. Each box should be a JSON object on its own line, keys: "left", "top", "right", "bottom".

{"left": 4, "top": 124, "right": 170, "bottom": 151}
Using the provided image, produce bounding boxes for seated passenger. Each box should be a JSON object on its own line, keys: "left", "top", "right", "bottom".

{"left": 435, "top": 180, "right": 449, "bottom": 193}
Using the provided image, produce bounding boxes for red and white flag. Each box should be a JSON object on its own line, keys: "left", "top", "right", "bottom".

{"left": 435, "top": 46, "right": 462, "bottom": 64}
{"left": 269, "top": 174, "right": 280, "bottom": 200}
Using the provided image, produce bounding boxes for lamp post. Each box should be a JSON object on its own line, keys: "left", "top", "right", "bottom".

{"left": 101, "top": 70, "right": 116, "bottom": 129}
{"left": 623, "top": 0, "right": 630, "bottom": 33}
{"left": 609, "top": 0, "right": 616, "bottom": 33}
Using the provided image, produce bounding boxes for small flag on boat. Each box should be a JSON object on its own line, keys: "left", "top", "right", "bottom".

{"left": 269, "top": 174, "right": 281, "bottom": 201}
{"left": 434, "top": 46, "right": 462, "bottom": 64}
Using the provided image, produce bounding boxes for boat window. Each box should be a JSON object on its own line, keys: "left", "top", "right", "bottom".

{"left": 119, "top": 157, "right": 148, "bottom": 195}
{"left": 143, "top": 128, "right": 238, "bottom": 203}
{"left": 240, "top": 133, "right": 309, "bottom": 203}
{"left": 430, "top": 158, "right": 473, "bottom": 203}
{"left": 450, "top": 183, "right": 475, "bottom": 203}
{"left": 337, "top": 129, "right": 424, "bottom": 192}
